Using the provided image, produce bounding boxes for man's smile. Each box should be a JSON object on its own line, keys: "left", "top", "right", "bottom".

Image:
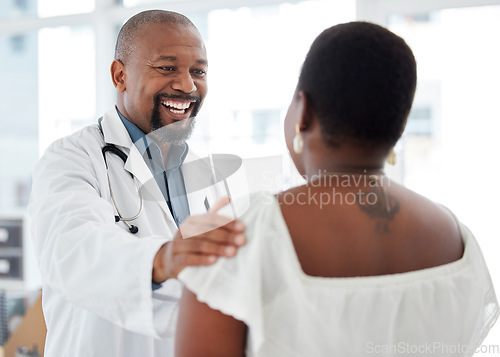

{"left": 161, "top": 99, "right": 196, "bottom": 120}
{"left": 150, "top": 95, "right": 200, "bottom": 141}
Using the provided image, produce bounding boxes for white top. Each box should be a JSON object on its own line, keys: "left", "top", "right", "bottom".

{"left": 179, "top": 192, "right": 499, "bottom": 357}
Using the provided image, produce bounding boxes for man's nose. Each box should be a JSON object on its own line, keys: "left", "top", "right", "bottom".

{"left": 172, "top": 71, "right": 196, "bottom": 93}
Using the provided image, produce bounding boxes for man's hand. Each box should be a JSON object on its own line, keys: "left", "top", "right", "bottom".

{"left": 153, "top": 197, "right": 246, "bottom": 282}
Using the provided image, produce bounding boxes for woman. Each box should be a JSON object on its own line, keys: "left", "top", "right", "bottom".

{"left": 175, "top": 21, "right": 499, "bottom": 356}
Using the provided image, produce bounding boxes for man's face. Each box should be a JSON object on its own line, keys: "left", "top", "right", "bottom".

{"left": 117, "top": 22, "right": 208, "bottom": 140}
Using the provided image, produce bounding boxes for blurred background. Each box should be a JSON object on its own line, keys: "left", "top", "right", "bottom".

{"left": 0, "top": 0, "right": 499, "bottom": 354}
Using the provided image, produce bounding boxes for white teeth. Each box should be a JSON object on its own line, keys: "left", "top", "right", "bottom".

{"left": 162, "top": 101, "right": 191, "bottom": 110}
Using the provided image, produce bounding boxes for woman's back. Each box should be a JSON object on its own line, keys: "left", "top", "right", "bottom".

{"left": 277, "top": 177, "right": 464, "bottom": 278}
{"left": 179, "top": 191, "right": 497, "bottom": 356}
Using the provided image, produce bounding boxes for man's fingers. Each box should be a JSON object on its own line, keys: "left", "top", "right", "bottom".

{"left": 178, "top": 214, "right": 245, "bottom": 240}
{"left": 165, "top": 250, "right": 218, "bottom": 279}
{"left": 174, "top": 253, "right": 218, "bottom": 276}
{"left": 184, "top": 254, "right": 218, "bottom": 267}
{"left": 208, "top": 196, "right": 231, "bottom": 214}
{"left": 166, "top": 199, "right": 247, "bottom": 278}
{"left": 171, "top": 234, "right": 239, "bottom": 256}
{"left": 164, "top": 219, "right": 246, "bottom": 278}
{"left": 178, "top": 225, "right": 246, "bottom": 246}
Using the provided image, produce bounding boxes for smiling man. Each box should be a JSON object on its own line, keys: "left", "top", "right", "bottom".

{"left": 29, "top": 10, "right": 246, "bottom": 357}
{"left": 112, "top": 15, "right": 207, "bottom": 143}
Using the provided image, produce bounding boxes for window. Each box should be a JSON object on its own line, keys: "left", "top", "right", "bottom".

{"left": 406, "top": 107, "right": 433, "bottom": 136}
{"left": 252, "top": 109, "right": 281, "bottom": 144}
{"left": 9, "top": 35, "right": 25, "bottom": 53}
{"left": 37, "top": 0, "right": 95, "bottom": 17}
{"left": 0, "top": 31, "right": 38, "bottom": 212}
{"left": 0, "top": 0, "right": 36, "bottom": 19}
{"left": 190, "top": 0, "right": 355, "bottom": 161}
{"left": 15, "top": 0, "right": 29, "bottom": 11}
{"left": 38, "top": 25, "right": 96, "bottom": 150}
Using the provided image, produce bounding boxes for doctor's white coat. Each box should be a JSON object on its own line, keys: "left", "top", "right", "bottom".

{"left": 28, "top": 108, "right": 238, "bottom": 356}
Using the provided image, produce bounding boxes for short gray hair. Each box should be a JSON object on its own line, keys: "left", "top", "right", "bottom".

{"left": 114, "top": 10, "right": 195, "bottom": 63}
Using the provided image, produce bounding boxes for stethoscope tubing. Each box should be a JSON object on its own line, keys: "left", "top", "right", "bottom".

{"left": 101, "top": 142, "right": 237, "bottom": 235}
{"left": 102, "top": 144, "right": 143, "bottom": 234}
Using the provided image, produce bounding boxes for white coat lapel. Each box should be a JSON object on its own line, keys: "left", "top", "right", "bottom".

{"left": 181, "top": 152, "right": 217, "bottom": 216}
{"left": 123, "top": 147, "right": 173, "bottom": 217}
{"left": 100, "top": 108, "right": 175, "bottom": 223}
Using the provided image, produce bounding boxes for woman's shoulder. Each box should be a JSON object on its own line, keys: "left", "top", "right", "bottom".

{"left": 390, "top": 181, "right": 464, "bottom": 267}
{"left": 392, "top": 181, "right": 459, "bottom": 236}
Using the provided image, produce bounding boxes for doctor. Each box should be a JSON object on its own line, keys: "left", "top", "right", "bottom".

{"left": 29, "top": 10, "right": 246, "bottom": 357}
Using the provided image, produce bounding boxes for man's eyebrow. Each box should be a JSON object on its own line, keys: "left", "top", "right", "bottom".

{"left": 152, "top": 56, "right": 208, "bottom": 65}
{"left": 153, "top": 55, "right": 177, "bottom": 62}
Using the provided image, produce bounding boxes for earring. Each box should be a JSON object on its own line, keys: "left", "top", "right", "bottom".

{"left": 386, "top": 148, "right": 396, "bottom": 165}
{"left": 293, "top": 124, "right": 303, "bottom": 154}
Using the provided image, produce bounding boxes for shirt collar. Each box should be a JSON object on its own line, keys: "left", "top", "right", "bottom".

{"left": 115, "top": 106, "right": 188, "bottom": 172}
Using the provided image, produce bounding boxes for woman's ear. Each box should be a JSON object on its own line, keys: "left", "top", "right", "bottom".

{"left": 297, "top": 91, "right": 314, "bottom": 131}
{"left": 111, "top": 60, "right": 126, "bottom": 92}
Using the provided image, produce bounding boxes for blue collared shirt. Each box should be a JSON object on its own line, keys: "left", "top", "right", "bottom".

{"left": 116, "top": 107, "right": 190, "bottom": 226}
{"left": 115, "top": 108, "right": 191, "bottom": 291}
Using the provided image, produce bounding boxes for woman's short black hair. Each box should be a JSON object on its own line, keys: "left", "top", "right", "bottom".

{"left": 298, "top": 21, "right": 417, "bottom": 150}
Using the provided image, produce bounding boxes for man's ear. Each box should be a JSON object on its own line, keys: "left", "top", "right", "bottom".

{"left": 297, "top": 91, "right": 314, "bottom": 131}
{"left": 111, "top": 60, "right": 126, "bottom": 92}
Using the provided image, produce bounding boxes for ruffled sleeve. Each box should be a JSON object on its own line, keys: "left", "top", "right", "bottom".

{"left": 178, "top": 192, "right": 276, "bottom": 352}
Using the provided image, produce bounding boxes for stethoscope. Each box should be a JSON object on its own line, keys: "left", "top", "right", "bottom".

{"left": 99, "top": 120, "right": 237, "bottom": 235}
{"left": 102, "top": 144, "right": 142, "bottom": 234}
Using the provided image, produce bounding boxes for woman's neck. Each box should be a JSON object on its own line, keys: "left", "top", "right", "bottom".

{"left": 302, "top": 161, "right": 386, "bottom": 181}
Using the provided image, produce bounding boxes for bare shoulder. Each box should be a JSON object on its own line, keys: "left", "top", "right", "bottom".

{"left": 391, "top": 181, "right": 464, "bottom": 265}
{"left": 274, "top": 181, "right": 464, "bottom": 275}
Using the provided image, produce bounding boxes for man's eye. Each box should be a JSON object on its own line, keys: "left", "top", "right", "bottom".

{"left": 192, "top": 69, "right": 207, "bottom": 76}
{"left": 156, "top": 66, "right": 175, "bottom": 72}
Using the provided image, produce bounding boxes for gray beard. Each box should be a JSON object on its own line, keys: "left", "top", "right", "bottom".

{"left": 149, "top": 101, "right": 197, "bottom": 145}
{"left": 150, "top": 116, "right": 197, "bottom": 145}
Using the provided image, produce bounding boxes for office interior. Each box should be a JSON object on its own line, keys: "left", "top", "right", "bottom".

{"left": 0, "top": 0, "right": 499, "bottom": 355}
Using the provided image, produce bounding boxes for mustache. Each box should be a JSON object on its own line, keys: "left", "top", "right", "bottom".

{"left": 154, "top": 93, "right": 200, "bottom": 104}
